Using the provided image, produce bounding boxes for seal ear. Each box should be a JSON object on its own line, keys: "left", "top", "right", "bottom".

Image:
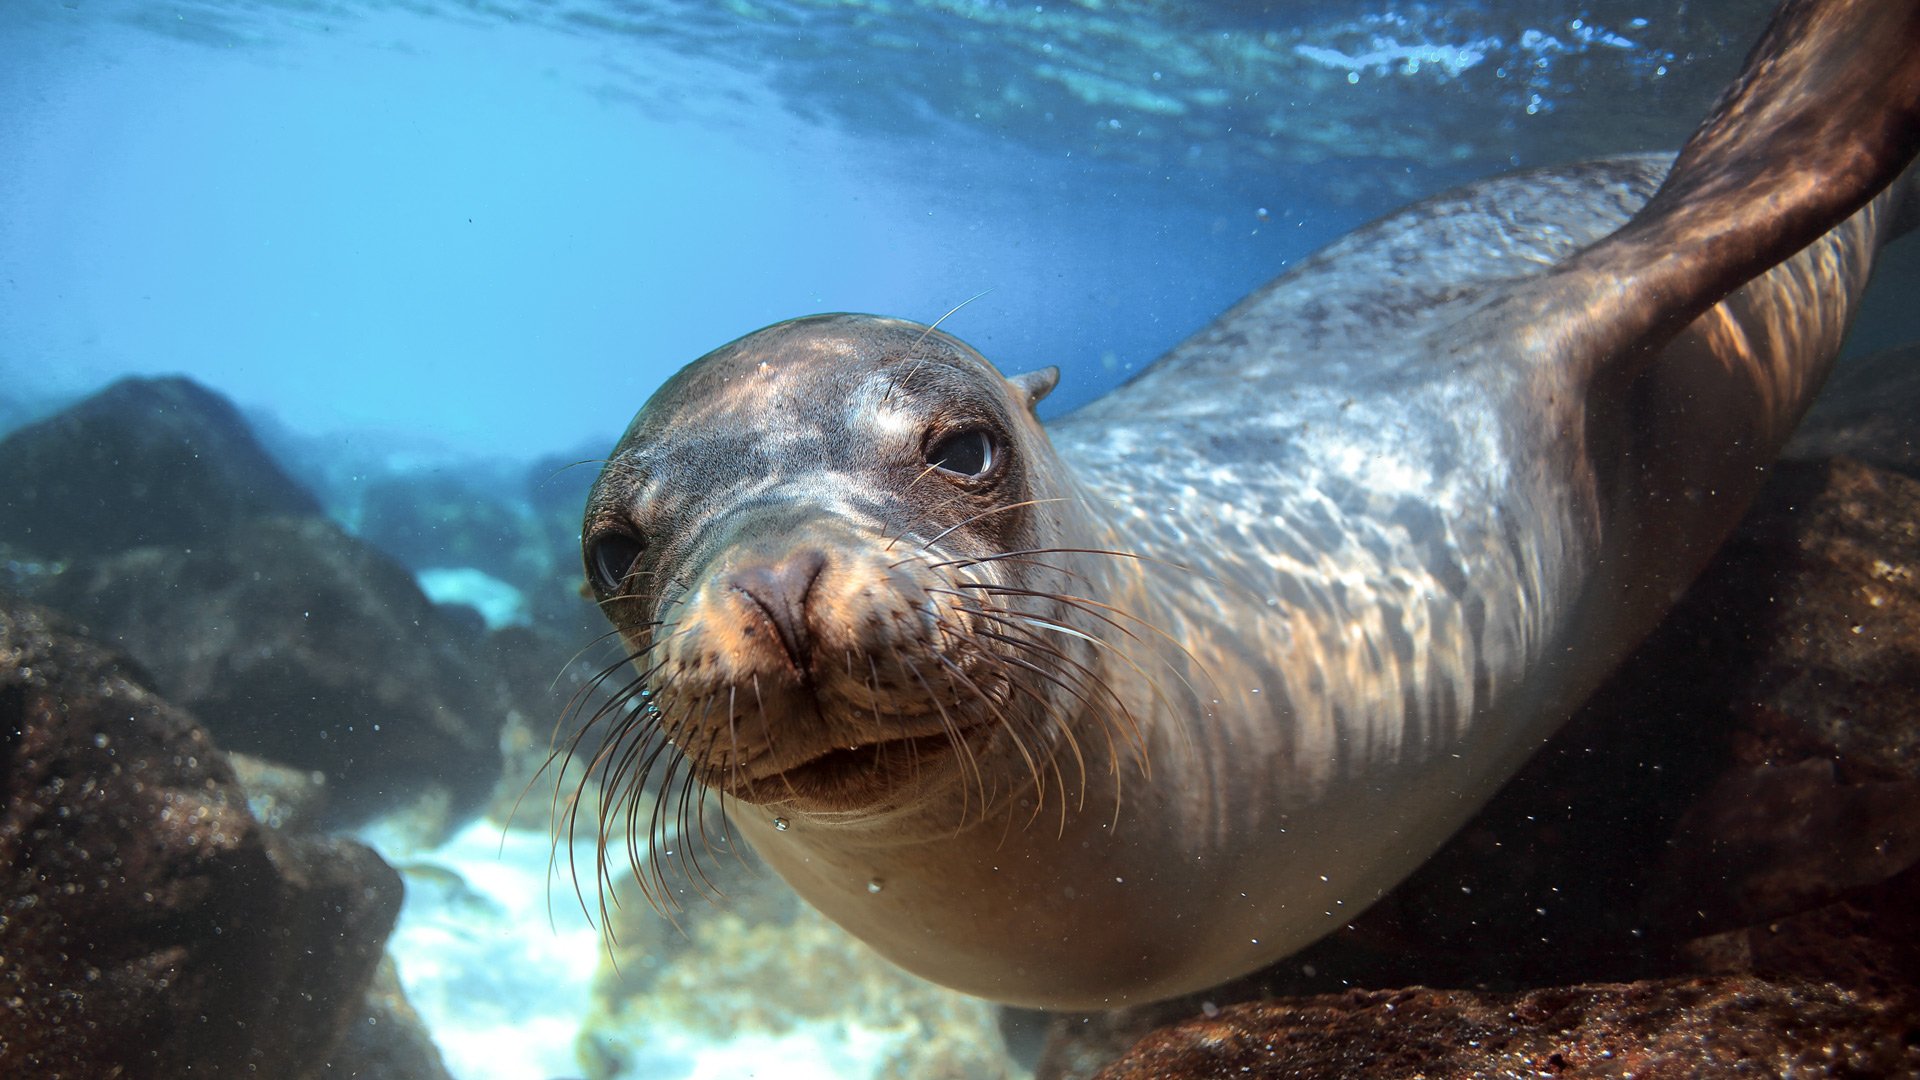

{"left": 1007, "top": 367, "right": 1060, "bottom": 413}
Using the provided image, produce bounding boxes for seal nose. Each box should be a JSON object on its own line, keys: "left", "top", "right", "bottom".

{"left": 729, "top": 549, "right": 828, "bottom": 672}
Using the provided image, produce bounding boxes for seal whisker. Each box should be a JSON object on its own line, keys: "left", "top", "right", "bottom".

{"left": 725, "top": 684, "right": 742, "bottom": 804}
{"left": 652, "top": 751, "right": 700, "bottom": 909}
{"left": 914, "top": 498, "right": 1070, "bottom": 556}
{"left": 937, "top": 546, "right": 1205, "bottom": 584}
{"left": 941, "top": 597, "right": 1151, "bottom": 763}
{"left": 968, "top": 619, "right": 1130, "bottom": 789}
{"left": 507, "top": 646, "right": 654, "bottom": 847}
{"left": 902, "top": 657, "right": 988, "bottom": 828}
{"left": 568, "top": 691, "right": 664, "bottom": 934}
{"left": 973, "top": 616, "right": 1144, "bottom": 830}
{"left": 885, "top": 289, "right": 995, "bottom": 406}
{"left": 929, "top": 650, "right": 1053, "bottom": 820}
{"left": 675, "top": 695, "right": 733, "bottom": 903}
{"left": 620, "top": 701, "right": 718, "bottom": 922}
{"left": 750, "top": 672, "right": 810, "bottom": 808}
{"left": 957, "top": 579, "right": 1215, "bottom": 732}
{"left": 538, "top": 656, "right": 666, "bottom": 846}
{"left": 883, "top": 485, "right": 969, "bottom": 552}
{"left": 627, "top": 743, "right": 685, "bottom": 918}
{"left": 547, "top": 623, "right": 655, "bottom": 694}
{"left": 537, "top": 456, "right": 615, "bottom": 489}
{"left": 928, "top": 618, "right": 1092, "bottom": 833}
{"left": 975, "top": 639, "right": 1093, "bottom": 818}
{"left": 544, "top": 683, "right": 650, "bottom": 935}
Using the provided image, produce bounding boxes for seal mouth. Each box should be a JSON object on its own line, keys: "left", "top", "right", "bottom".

{"left": 721, "top": 723, "right": 991, "bottom": 806}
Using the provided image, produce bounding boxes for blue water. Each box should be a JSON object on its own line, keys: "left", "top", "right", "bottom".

{"left": 14, "top": 3, "right": 1894, "bottom": 1076}
{"left": 0, "top": 0, "right": 1758, "bottom": 467}
{"left": 0, "top": 4, "right": 1291, "bottom": 462}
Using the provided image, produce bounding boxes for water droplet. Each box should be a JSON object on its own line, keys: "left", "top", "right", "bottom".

{"left": 866, "top": 879, "right": 884, "bottom": 894}
{"left": 772, "top": 816, "right": 789, "bottom": 832}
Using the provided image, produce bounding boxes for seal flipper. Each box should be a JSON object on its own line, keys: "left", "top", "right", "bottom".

{"left": 1541, "top": 0, "right": 1920, "bottom": 390}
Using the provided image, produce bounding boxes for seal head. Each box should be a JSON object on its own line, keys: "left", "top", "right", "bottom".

{"left": 581, "top": 314, "right": 1107, "bottom": 823}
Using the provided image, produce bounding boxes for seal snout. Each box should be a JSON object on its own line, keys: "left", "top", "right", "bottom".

{"left": 728, "top": 549, "right": 828, "bottom": 673}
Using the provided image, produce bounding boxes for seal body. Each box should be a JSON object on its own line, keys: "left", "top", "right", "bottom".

{"left": 580, "top": 0, "right": 1920, "bottom": 1009}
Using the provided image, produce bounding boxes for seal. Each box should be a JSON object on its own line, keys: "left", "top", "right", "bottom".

{"left": 567, "top": 0, "right": 1920, "bottom": 1009}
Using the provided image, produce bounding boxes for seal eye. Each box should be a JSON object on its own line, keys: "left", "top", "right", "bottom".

{"left": 587, "top": 530, "right": 647, "bottom": 593}
{"left": 926, "top": 428, "right": 995, "bottom": 478}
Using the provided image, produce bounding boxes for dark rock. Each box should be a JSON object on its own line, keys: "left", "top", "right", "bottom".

{"left": 357, "top": 469, "right": 544, "bottom": 584}
{"left": 1789, "top": 344, "right": 1920, "bottom": 478}
{"left": 1642, "top": 456, "right": 1920, "bottom": 932}
{"left": 328, "top": 958, "right": 458, "bottom": 1080}
{"left": 0, "top": 371, "right": 518, "bottom": 829}
{"left": 0, "top": 597, "right": 403, "bottom": 1078}
{"left": 229, "top": 751, "right": 332, "bottom": 833}
{"left": 1080, "top": 979, "right": 1918, "bottom": 1080}
{"left": 0, "top": 376, "right": 319, "bottom": 560}
{"left": 28, "top": 515, "right": 509, "bottom": 827}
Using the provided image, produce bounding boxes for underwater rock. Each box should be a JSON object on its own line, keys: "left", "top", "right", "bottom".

{"left": 1644, "top": 456, "right": 1920, "bottom": 931}
{"left": 228, "top": 750, "right": 333, "bottom": 833}
{"left": 1037, "top": 452, "right": 1920, "bottom": 1077}
{"left": 26, "top": 514, "right": 510, "bottom": 829}
{"left": 0, "top": 597, "right": 403, "bottom": 1078}
{"left": 0, "top": 375, "right": 320, "bottom": 559}
{"left": 1788, "top": 344, "right": 1920, "bottom": 478}
{"left": 1077, "top": 979, "right": 1917, "bottom": 1079}
{"left": 357, "top": 470, "right": 547, "bottom": 588}
{"left": 345, "top": 453, "right": 607, "bottom": 637}
{"left": 327, "top": 957, "right": 459, "bottom": 1080}
{"left": 0, "top": 377, "right": 520, "bottom": 829}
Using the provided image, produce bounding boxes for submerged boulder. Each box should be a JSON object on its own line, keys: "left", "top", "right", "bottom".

{"left": 0, "top": 375, "right": 319, "bottom": 558}
{"left": 1788, "top": 343, "right": 1920, "bottom": 479}
{"left": 30, "top": 515, "right": 509, "bottom": 827}
{"left": 0, "top": 598, "right": 407, "bottom": 1077}
{"left": 0, "top": 376, "right": 515, "bottom": 827}
{"left": 1083, "top": 977, "right": 1916, "bottom": 1079}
